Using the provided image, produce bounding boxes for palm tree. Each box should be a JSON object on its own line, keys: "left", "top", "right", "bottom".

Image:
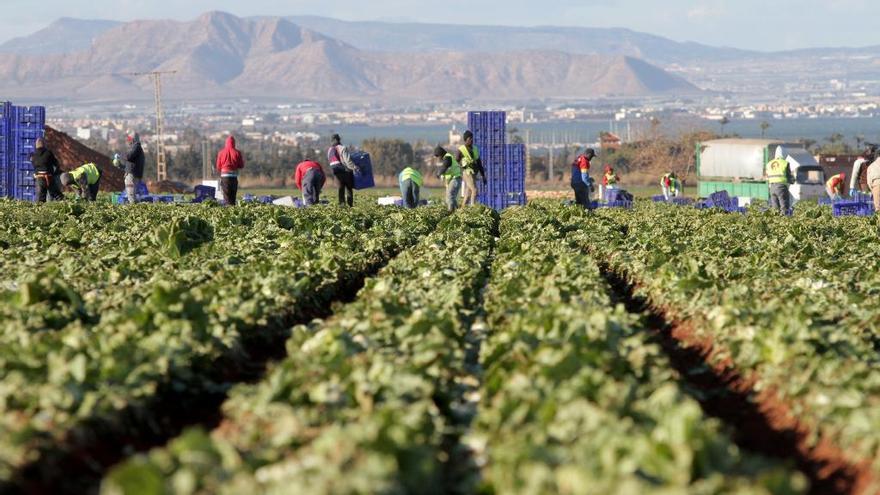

{"left": 760, "top": 121, "right": 771, "bottom": 138}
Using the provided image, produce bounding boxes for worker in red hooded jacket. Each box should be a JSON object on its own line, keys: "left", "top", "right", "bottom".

{"left": 293, "top": 160, "right": 326, "bottom": 206}
{"left": 216, "top": 136, "right": 245, "bottom": 205}
{"left": 826, "top": 172, "right": 846, "bottom": 201}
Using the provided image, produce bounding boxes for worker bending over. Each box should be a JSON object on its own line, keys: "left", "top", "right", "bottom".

{"left": 570, "top": 148, "right": 595, "bottom": 208}
{"left": 765, "top": 147, "right": 793, "bottom": 214}
{"left": 435, "top": 146, "right": 462, "bottom": 212}
{"left": 851, "top": 145, "right": 877, "bottom": 197}
{"left": 31, "top": 138, "right": 64, "bottom": 203}
{"left": 293, "top": 160, "right": 326, "bottom": 206}
{"left": 399, "top": 166, "right": 423, "bottom": 209}
{"left": 456, "top": 130, "right": 487, "bottom": 206}
{"left": 826, "top": 173, "right": 846, "bottom": 201}
{"left": 60, "top": 163, "right": 102, "bottom": 201}
{"left": 660, "top": 172, "right": 681, "bottom": 200}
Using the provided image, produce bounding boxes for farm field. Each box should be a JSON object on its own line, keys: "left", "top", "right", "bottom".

{"left": 0, "top": 199, "right": 878, "bottom": 494}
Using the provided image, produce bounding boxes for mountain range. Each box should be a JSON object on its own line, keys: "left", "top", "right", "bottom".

{"left": 0, "top": 12, "right": 699, "bottom": 102}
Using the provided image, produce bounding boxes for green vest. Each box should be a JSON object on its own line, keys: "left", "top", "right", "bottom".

{"left": 661, "top": 174, "right": 677, "bottom": 191}
{"left": 442, "top": 153, "right": 461, "bottom": 180}
{"left": 71, "top": 163, "right": 101, "bottom": 187}
{"left": 459, "top": 145, "right": 480, "bottom": 173}
{"left": 399, "top": 167, "right": 423, "bottom": 187}
{"left": 766, "top": 159, "right": 790, "bottom": 185}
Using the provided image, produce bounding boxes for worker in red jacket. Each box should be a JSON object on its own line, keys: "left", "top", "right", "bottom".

{"left": 293, "top": 160, "right": 326, "bottom": 206}
{"left": 216, "top": 136, "right": 245, "bottom": 205}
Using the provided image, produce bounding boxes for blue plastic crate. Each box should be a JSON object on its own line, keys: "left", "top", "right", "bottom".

{"left": 12, "top": 106, "right": 45, "bottom": 124}
{"left": 833, "top": 201, "right": 874, "bottom": 217}
{"left": 851, "top": 192, "right": 873, "bottom": 204}
{"left": 709, "top": 190, "right": 730, "bottom": 204}
{"left": 672, "top": 197, "right": 694, "bottom": 206}
{"left": 194, "top": 185, "right": 216, "bottom": 199}
{"left": 350, "top": 151, "right": 375, "bottom": 190}
{"left": 599, "top": 200, "right": 633, "bottom": 209}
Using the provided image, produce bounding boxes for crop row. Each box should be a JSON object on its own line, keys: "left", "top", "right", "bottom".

{"left": 585, "top": 202, "right": 880, "bottom": 490}
{"left": 468, "top": 203, "right": 805, "bottom": 494}
{"left": 101, "top": 207, "right": 499, "bottom": 494}
{"left": 0, "top": 202, "right": 447, "bottom": 487}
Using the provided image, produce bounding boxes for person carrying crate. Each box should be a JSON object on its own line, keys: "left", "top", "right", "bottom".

{"left": 60, "top": 163, "right": 102, "bottom": 201}
{"left": 293, "top": 160, "right": 326, "bottom": 206}
{"left": 398, "top": 166, "right": 423, "bottom": 209}
{"left": 30, "top": 138, "right": 64, "bottom": 203}
{"left": 434, "top": 146, "right": 462, "bottom": 212}
{"left": 456, "top": 130, "right": 487, "bottom": 206}
{"left": 570, "top": 148, "right": 595, "bottom": 209}
{"left": 826, "top": 172, "right": 846, "bottom": 201}
{"left": 765, "top": 147, "right": 793, "bottom": 213}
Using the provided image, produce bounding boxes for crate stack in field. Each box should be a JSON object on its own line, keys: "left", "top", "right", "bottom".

{"left": 468, "top": 111, "right": 527, "bottom": 210}
{"left": 0, "top": 102, "right": 46, "bottom": 201}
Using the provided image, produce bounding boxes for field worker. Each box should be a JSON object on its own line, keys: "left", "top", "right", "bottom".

{"left": 850, "top": 145, "right": 876, "bottom": 197}
{"left": 328, "top": 134, "right": 357, "bottom": 207}
{"left": 660, "top": 172, "right": 680, "bottom": 200}
{"left": 602, "top": 165, "right": 620, "bottom": 199}
{"left": 868, "top": 156, "right": 880, "bottom": 213}
{"left": 113, "top": 133, "right": 146, "bottom": 204}
{"left": 60, "top": 162, "right": 102, "bottom": 201}
{"left": 216, "top": 136, "right": 245, "bottom": 205}
{"left": 399, "top": 166, "right": 423, "bottom": 209}
{"left": 30, "top": 138, "right": 64, "bottom": 203}
{"left": 456, "top": 130, "right": 487, "bottom": 206}
{"left": 434, "top": 145, "right": 462, "bottom": 212}
{"left": 293, "top": 160, "right": 326, "bottom": 206}
{"left": 765, "top": 147, "right": 793, "bottom": 213}
{"left": 570, "top": 148, "right": 594, "bottom": 208}
{"left": 826, "top": 172, "right": 846, "bottom": 201}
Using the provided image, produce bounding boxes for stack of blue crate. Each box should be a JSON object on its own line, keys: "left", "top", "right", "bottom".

{"left": 0, "top": 102, "right": 46, "bottom": 202}
{"left": 468, "top": 111, "right": 527, "bottom": 210}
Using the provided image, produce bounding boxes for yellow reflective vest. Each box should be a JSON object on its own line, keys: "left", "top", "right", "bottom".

{"left": 442, "top": 153, "right": 461, "bottom": 180}
{"left": 765, "top": 158, "right": 791, "bottom": 185}
{"left": 399, "top": 167, "right": 423, "bottom": 187}
{"left": 70, "top": 163, "right": 101, "bottom": 187}
{"left": 459, "top": 145, "right": 480, "bottom": 174}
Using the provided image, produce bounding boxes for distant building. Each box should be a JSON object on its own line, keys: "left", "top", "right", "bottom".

{"left": 76, "top": 127, "right": 91, "bottom": 140}
{"left": 600, "top": 132, "right": 622, "bottom": 151}
{"left": 449, "top": 125, "right": 462, "bottom": 146}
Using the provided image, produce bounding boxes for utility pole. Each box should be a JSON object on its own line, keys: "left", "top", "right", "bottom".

{"left": 525, "top": 130, "right": 532, "bottom": 181}
{"left": 549, "top": 132, "right": 556, "bottom": 183}
{"left": 119, "top": 71, "right": 176, "bottom": 182}
{"left": 201, "top": 140, "right": 212, "bottom": 180}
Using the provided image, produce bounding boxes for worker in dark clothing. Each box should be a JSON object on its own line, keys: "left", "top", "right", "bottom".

{"left": 328, "top": 134, "right": 357, "bottom": 207}
{"left": 434, "top": 146, "right": 462, "bottom": 212}
{"left": 571, "top": 148, "right": 595, "bottom": 209}
{"left": 456, "top": 130, "right": 487, "bottom": 206}
{"left": 31, "top": 138, "right": 64, "bottom": 203}
{"left": 216, "top": 136, "right": 245, "bottom": 205}
{"left": 114, "top": 133, "right": 146, "bottom": 204}
{"left": 60, "top": 163, "right": 102, "bottom": 201}
{"left": 293, "top": 160, "right": 326, "bottom": 206}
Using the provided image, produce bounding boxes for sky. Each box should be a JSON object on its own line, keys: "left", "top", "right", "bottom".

{"left": 0, "top": 0, "right": 876, "bottom": 51}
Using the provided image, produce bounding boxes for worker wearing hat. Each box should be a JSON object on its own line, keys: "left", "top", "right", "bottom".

{"left": 765, "top": 146, "right": 793, "bottom": 214}
{"left": 30, "top": 138, "right": 64, "bottom": 203}
{"left": 826, "top": 172, "right": 846, "bottom": 201}
{"left": 113, "top": 132, "right": 146, "bottom": 204}
{"left": 570, "top": 148, "right": 595, "bottom": 208}
{"left": 60, "top": 163, "right": 102, "bottom": 201}
{"left": 456, "top": 130, "right": 487, "bottom": 206}
{"left": 434, "top": 145, "right": 462, "bottom": 212}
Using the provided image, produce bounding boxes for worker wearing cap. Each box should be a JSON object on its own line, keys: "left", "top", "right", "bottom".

{"left": 765, "top": 147, "right": 793, "bottom": 214}
{"left": 398, "top": 166, "right": 423, "bottom": 209}
{"left": 826, "top": 172, "right": 846, "bottom": 201}
{"left": 293, "top": 160, "right": 326, "bottom": 206}
{"left": 456, "top": 130, "right": 487, "bottom": 206}
{"left": 60, "top": 163, "right": 102, "bottom": 201}
{"left": 660, "top": 172, "right": 680, "bottom": 201}
{"left": 434, "top": 146, "right": 462, "bottom": 212}
{"left": 30, "top": 138, "right": 64, "bottom": 203}
{"left": 850, "top": 145, "right": 876, "bottom": 197}
{"left": 570, "top": 148, "right": 594, "bottom": 208}
{"left": 113, "top": 132, "right": 146, "bottom": 204}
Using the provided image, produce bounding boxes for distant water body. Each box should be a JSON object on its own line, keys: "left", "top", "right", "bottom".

{"left": 315, "top": 117, "right": 880, "bottom": 147}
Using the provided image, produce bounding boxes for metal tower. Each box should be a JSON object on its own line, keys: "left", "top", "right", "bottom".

{"left": 121, "top": 71, "right": 176, "bottom": 182}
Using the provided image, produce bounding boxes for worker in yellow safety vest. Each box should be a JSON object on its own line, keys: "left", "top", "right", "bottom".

{"left": 434, "top": 146, "right": 462, "bottom": 212}
{"left": 765, "top": 147, "right": 793, "bottom": 213}
{"left": 398, "top": 166, "right": 423, "bottom": 209}
{"left": 456, "top": 130, "right": 487, "bottom": 206}
{"left": 60, "top": 163, "right": 102, "bottom": 201}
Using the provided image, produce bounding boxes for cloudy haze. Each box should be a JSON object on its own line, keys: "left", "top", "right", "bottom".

{"left": 1, "top": 0, "right": 875, "bottom": 51}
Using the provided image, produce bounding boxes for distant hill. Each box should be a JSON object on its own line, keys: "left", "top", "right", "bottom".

{"left": 0, "top": 12, "right": 699, "bottom": 102}
{"left": 0, "top": 18, "right": 122, "bottom": 55}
